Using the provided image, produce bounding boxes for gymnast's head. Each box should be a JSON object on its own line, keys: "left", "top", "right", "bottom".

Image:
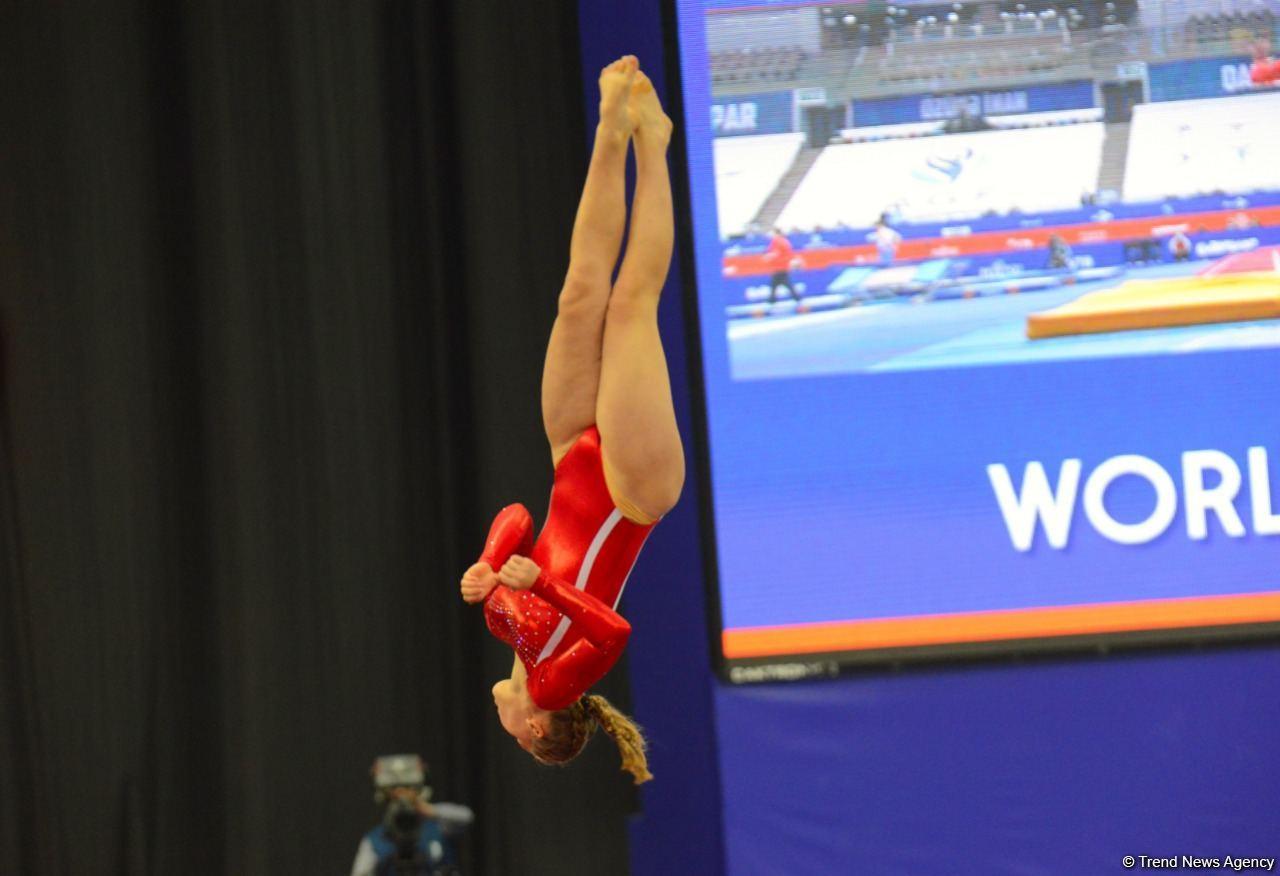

{"left": 491, "top": 681, "right": 652, "bottom": 784}
{"left": 491, "top": 676, "right": 547, "bottom": 745}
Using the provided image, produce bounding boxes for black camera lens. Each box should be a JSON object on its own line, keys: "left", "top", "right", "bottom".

{"left": 393, "top": 808, "right": 418, "bottom": 833}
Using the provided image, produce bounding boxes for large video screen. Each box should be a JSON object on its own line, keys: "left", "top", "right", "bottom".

{"left": 674, "top": 0, "right": 1280, "bottom": 676}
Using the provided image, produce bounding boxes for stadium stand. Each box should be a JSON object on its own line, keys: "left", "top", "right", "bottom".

{"left": 774, "top": 122, "right": 1105, "bottom": 228}
{"left": 817, "top": 1, "right": 1140, "bottom": 49}
{"left": 1122, "top": 91, "right": 1280, "bottom": 201}
{"left": 711, "top": 46, "right": 809, "bottom": 86}
{"left": 714, "top": 133, "right": 807, "bottom": 238}
{"left": 712, "top": 5, "right": 1272, "bottom": 98}
{"left": 1183, "top": 9, "right": 1274, "bottom": 50}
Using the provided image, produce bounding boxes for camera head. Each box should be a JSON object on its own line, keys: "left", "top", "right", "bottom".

{"left": 371, "top": 754, "right": 434, "bottom": 852}
{"left": 372, "top": 754, "right": 430, "bottom": 805}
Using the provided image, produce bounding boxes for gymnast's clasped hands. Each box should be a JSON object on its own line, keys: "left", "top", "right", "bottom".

{"left": 459, "top": 554, "right": 539, "bottom": 602}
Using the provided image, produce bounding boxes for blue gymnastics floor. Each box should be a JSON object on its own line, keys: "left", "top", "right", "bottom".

{"left": 726, "top": 260, "right": 1280, "bottom": 379}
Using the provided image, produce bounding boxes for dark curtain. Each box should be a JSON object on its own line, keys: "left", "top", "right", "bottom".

{"left": 0, "top": 3, "right": 639, "bottom": 873}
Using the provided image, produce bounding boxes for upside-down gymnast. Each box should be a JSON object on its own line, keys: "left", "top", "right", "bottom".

{"left": 458, "top": 56, "right": 681, "bottom": 784}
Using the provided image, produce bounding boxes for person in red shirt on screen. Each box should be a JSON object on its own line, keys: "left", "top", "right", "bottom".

{"left": 1252, "top": 40, "right": 1280, "bottom": 86}
{"left": 764, "top": 226, "right": 803, "bottom": 306}
{"left": 457, "top": 56, "right": 682, "bottom": 785}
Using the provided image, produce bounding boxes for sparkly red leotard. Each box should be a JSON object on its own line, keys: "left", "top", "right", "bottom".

{"left": 479, "top": 427, "right": 657, "bottom": 710}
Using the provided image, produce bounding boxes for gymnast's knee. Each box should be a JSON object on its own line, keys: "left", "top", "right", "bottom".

{"left": 558, "top": 273, "right": 609, "bottom": 316}
{"left": 606, "top": 282, "right": 662, "bottom": 319}
{"left": 651, "top": 473, "right": 684, "bottom": 519}
{"left": 633, "top": 464, "right": 685, "bottom": 522}
{"left": 605, "top": 455, "right": 684, "bottom": 523}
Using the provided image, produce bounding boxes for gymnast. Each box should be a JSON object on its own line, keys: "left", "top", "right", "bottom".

{"left": 1252, "top": 39, "right": 1280, "bottom": 86}
{"left": 458, "top": 56, "right": 681, "bottom": 784}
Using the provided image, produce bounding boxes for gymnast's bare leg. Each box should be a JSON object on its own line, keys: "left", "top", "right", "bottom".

{"left": 541, "top": 55, "right": 637, "bottom": 465}
{"left": 595, "top": 72, "right": 684, "bottom": 522}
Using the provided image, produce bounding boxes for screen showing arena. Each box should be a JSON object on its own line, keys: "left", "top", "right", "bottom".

{"left": 674, "top": 0, "right": 1280, "bottom": 672}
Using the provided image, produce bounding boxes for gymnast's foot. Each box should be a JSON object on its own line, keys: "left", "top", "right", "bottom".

{"left": 599, "top": 55, "right": 638, "bottom": 140}
{"left": 629, "top": 71, "right": 672, "bottom": 148}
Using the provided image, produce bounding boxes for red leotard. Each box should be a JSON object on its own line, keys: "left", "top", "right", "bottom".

{"left": 1252, "top": 57, "right": 1280, "bottom": 85}
{"left": 765, "top": 233, "right": 794, "bottom": 270}
{"left": 479, "top": 427, "right": 656, "bottom": 710}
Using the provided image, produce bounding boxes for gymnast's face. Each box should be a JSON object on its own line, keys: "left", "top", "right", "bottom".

{"left": 492, "top": 678, "right": 545, "bottom": 749}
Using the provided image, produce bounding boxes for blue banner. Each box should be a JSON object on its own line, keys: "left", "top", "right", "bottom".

{"left": 852, "top": 80, "right": 1096, "bottom": 127}
{"left": 710, "top": 91, "right": 794, "bottom": 137}
{"left": 724, "top": 191, "right": 1280, "bottom": 249}
{"left": 716, "top": 658, "right": 1280, "bottom": 875}
{"left": 718, "top": 228, "right": 1280, "bottom": 311}
{"left": 1148, "top": 55, "right": 1257, "bottom": 102}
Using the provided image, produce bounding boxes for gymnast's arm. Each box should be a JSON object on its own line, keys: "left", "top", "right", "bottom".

{"left": 425, "top": 802, "right": 475, "bottom": 837}
{"left": 496, "top": 555, "right": 631, "bottom": 651}
{"left": 460, "top": 504, "right": 535, "bottom": 604}
{"left": 497, "top": 556, "right": 631, "bottom": 709}
{"left": 479, "top": 504, "right": 534, "bottom": 570}
{"left": 528, "top": 638, "right": 620, "bottom": 710}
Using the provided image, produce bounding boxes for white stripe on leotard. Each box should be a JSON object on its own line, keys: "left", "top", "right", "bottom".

{"left": 610, "top": 526, "right": 653, "bottom": 610}
{"left": 535, "top": 508, "right": 624, "bottom": 665}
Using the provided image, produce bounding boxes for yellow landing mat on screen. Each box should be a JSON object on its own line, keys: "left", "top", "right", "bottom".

{"left": 1026, "top": 273, "right": 1280, "bottom": 339}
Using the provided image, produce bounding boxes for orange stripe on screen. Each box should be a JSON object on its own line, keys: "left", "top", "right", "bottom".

{"left": 722, "top": 591, "right": 1280, "bottom": 658}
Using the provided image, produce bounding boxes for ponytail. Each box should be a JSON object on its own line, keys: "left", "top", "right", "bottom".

{"left": 582, "top": 694, "right": 652, "bottom": 784}
{"left": 529, "top": 694, "right": 653, "bottom": 784}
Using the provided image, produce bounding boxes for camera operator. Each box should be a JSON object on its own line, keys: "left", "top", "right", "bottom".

{"left": 350, "top": 755, "right": 474, "bottom": 876}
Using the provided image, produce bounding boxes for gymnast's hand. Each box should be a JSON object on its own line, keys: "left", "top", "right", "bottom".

{"left": 460, "top": 562, "right": 498, "bottom": 603}
{"left": 498, "top": 555, "right": 540, "bottom": 590}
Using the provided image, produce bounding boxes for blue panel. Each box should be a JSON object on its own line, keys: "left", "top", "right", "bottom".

{"left": 727, "top": 191, "right": 1280, "bottom": 247}
{"left": 1148, "top": 56, "right": 1258, "bottom": 102}
{"left": 716, "top": 648, "right": 1280, "bottom": 875}
{"left": 853, "top": 81, "right": 1096, "bottom": 127}
{"left": 709, "top": 350, "right": 1280, "bottom": 630}
{"left": 711, "top": 92, "right": 795, "bottom": 137}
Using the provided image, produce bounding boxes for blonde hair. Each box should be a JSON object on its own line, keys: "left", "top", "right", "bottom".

{"left": 530, "top": 694, "right": 652, "bottom": 784}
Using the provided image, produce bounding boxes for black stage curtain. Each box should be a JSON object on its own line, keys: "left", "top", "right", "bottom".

{"left": 0, "top": 4, "right": 639, "bottom": 873}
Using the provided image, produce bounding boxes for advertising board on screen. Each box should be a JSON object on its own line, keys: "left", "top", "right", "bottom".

{"left": 675, "top": 0, "right": 1280, "bottom": 675}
